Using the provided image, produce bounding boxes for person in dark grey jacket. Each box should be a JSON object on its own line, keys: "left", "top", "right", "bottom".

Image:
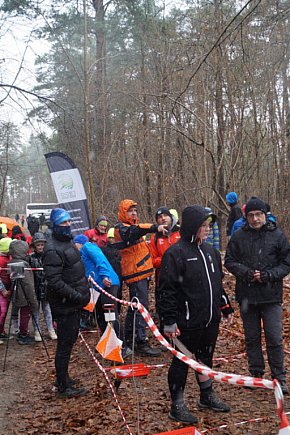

{"left": 158, "top": 205, "right": 233, "bottom": 424}
{"left": 225, "top": 197, "right": 290, "bottom": 395}
{"left": 43, "top": 208, "right": 90, "bottom": 398}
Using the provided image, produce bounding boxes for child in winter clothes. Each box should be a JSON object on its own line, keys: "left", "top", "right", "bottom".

{"left": 9, "top": 240, "right": 38, "bottom": 345}
{"left": 29, "top": 232, "right": 57, "bottom": 341}
{"left": 0, "top": 237, "right": 12, "bottom": 342}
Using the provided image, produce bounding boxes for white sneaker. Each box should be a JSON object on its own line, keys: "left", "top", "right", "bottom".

{"left": 34, "top": 331, "right": 42, "bottom": 342}
{"left": 48, "top": 329, "right": 57, "bottom": 340}
{"left": 0, "top": 340, "right": 4, "bottom": 345}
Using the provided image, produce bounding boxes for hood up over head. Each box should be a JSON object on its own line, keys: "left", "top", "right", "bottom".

{"left": 180, "top": 205, "right": 216, "bottom": 243}
{"left": 9, "top": 240, "right": 29, "bottom": 260}
{"left": 118, "top": 199, "right": 139, "bottom": 225}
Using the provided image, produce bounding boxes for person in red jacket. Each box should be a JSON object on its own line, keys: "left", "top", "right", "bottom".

{"left": 0, "top": 237, "right": 12, "bottom": 342}
{"left": 149, "top": 207, "right": 180, "bottom": 337}
{"left": 84, "top": 215, "right": 108, "bottom": 247}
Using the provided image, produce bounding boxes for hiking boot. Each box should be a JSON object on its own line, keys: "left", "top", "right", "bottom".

{"left": 198, "top": 391, "right": 230, "bottom": 412}
{"left": 279, "top": 381, "right": 289, "bottom": 395}
{"left": 121, "top": 346, "right": 133, "bottom": 360}
{"left": 17, "top": 334, "right": 35, "bottom": 345}
{"left": 136, "top": 341, "right": 161, "bottom": 357}
{"left": 48, "top": 329, "right": 57, "bottom": 340}
{"left": 57, "top": 386, "right": 88, "bottom": 398}
{"left": 169, "top": 403, "right": 198, "bottom": 424}
{"left": 54, "top": 377, "right": 78, "bottom": 389}
{"left": 34, "top": 331, "right": 42, "bottom": 342}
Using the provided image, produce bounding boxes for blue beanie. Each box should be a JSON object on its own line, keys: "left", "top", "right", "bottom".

{"left": 50, "top": 208, "right": 71, "bottom": 226}
{"left": 226, "top": 192, "right": 238, "bottom": 205}
{"left": 73, "top": 234, "right": 89, "bottom": 245}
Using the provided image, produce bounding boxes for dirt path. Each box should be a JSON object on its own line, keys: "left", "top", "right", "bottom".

{"left": 0, "top": 338, "right": 36, "bottom": 434}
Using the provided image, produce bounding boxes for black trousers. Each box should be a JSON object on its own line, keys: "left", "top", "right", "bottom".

{"left": 55, "top": 310, "right": 80, "bottom": 390}
{"left": 168, "top": 323, "right": 219, "bottom": 403}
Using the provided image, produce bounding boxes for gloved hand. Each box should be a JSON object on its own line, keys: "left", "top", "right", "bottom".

{"left": 260, "top": 271, "right": 270, "bottom": 283}
{"left": 246, "top": 269, "right": 255, "bottom": 283}
{"left": 164, "top": 323, "right": 180, "bottom": 338}
{"left": 79, "top": 292, "right": 90, "bottom": 307}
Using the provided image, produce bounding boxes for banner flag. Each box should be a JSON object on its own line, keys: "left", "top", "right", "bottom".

{"left": 44, "top": 152, "right": 91, "bottom": 235}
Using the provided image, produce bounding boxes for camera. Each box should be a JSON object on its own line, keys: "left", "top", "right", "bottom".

{"left": 8, "top": 262, "right": 25, "bottom": 279}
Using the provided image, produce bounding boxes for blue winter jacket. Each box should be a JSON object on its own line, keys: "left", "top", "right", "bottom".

{"left": 80, "top": 242, "right": 120, "bottom": 288}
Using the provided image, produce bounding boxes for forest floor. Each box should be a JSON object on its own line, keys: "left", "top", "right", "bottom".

{"left": 0, "top": 273, "right": 290, "bottom": 435}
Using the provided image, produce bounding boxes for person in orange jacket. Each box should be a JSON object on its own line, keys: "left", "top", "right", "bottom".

{"left": 114, "top": 199, "right": 167, "bottom": 356}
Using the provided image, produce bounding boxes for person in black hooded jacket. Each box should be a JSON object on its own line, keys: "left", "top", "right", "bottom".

{"left": 158, "top": 205, "right": 233, "bottom": 425}
{"left": 225, "top": 197, "right": 290, "bottom": 395}
{"left": 43, "top": 208, "right": 90, "bottom": 398}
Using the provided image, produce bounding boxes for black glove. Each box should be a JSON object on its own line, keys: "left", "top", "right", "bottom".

{"left": 260, "top": 271, "right": 270, "bottom": 283}
{"left": 79, "top": 292, "right": 90, "bottom": 307}
{"left": 246, "top": 269, "right": 255, "bottom": 283}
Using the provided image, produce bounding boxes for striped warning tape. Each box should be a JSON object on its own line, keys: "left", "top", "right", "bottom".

{"left": 79, "top": 332, "right": 133, "bottom": 435}
{"left": 87, "top": 275, "right": 290, "bottom": 434}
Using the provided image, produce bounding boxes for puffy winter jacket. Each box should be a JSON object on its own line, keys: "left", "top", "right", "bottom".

{"left": 158, "top": 206, "right": 232, "bottom": 330}
{"left": 43, "top": 232, "right": 90, "bottom": 316}
{"left": 224, "top": 221, "right": 290, "bottom": 305}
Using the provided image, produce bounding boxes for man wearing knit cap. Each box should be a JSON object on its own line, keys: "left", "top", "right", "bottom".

{"left": 225, "top": 197, "right": 290, "bottom": 394}
{"left": 43, "top": 208, "right": 90, "bottom": 398}
{"left": 149, "top": 207, "right": 180, "bottom": 335}
{"left": 84, "top": 215, "right": 108, "bottom": 247}
{"left": 225, "top": 191, "right": 243, "bottom": 236}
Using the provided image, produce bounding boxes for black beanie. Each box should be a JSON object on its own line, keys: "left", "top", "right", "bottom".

{"left": 245, "top": 197, "right": 267, "bottom": 216}
{"left": 155, "top": 207, "right": 172, "bottom": 222}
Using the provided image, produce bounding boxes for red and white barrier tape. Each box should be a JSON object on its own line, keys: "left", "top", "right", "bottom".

{"left": 79, "top": 332, "right": 133, "bottom": 435}
{"left": 87, "top": 275, "right": 290, "bottom": 433}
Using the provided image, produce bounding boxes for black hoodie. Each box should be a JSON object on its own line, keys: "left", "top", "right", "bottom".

{"left": 158, "top": 205, "right": 232, "bottom": 330}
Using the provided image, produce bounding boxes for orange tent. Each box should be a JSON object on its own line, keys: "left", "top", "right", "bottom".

{"left": 0, "top": 216, "right": 25, "bottom": 233}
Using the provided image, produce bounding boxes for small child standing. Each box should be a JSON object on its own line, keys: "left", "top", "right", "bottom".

{"left": 9, "top": 240, "right": 38, "bottom": 345}
{"left": 0, "top": 237, "right": 12, "bottom": 342}
{"left": 29, "top": 232, "right": 57, "bottom": 341}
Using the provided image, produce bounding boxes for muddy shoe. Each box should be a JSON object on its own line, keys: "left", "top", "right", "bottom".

{"left": 198, "top": 391, "right": 230, "bottom": 412}
{"left": 169, "top": 403, "right": 198, "bottom": 424}
{"left": 57, "top": 386, "right": 88, "bottom": 398}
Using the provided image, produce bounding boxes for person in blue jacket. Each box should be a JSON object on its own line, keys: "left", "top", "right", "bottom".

{"left": 73, "top": 234, "right": 131, "bottom": 359}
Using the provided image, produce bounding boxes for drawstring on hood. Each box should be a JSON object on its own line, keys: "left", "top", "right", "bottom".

{"left": 180, "top": 205, "right": 216, "bottom": 243}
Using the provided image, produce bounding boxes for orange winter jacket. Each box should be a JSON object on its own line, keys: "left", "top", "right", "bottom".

{"left": 114, "top": 199, "right": 156, "bottom": 284}
{"left": 149, "top": 230, "right": 181, "bottom": 270}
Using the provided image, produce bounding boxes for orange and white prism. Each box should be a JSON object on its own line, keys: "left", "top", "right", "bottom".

{"left": 96, "top": 323, "right": 124, "bottom": 363}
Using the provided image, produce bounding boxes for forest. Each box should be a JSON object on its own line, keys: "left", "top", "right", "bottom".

{"left": 0, "top": 0, "right": 290, "bottom": 238}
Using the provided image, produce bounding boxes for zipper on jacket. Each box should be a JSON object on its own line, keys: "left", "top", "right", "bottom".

{"left": 208, "top": 254, "right": 215, "bottom": 273}
{"left": 198, "top": 246, "right": 213, "bottom": 327}
{"left": 185, "top": 301, "right": 190, "bottom": 320}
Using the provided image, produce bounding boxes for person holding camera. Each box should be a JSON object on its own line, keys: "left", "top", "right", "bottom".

{"left": 9, "top": 240, "right": 38, "bottom": 345}
{"left": 43, "top": 208, "right": 90, "bottom": 398}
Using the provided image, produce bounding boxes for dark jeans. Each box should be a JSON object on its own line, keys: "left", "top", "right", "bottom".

{"left": 125, "top": 278, "right": 149, "bottom": 344}
{"left": 168, "top": 323, "right": 219, "bottom": 403}
{"left": 95, "top": 285, "right": 121, "bottom": 338}
{"left": 55, "top": 310, "right": 80, "bottom": 390}
{"left": 240, "top": 302, "right": 286, "bottom": 381}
